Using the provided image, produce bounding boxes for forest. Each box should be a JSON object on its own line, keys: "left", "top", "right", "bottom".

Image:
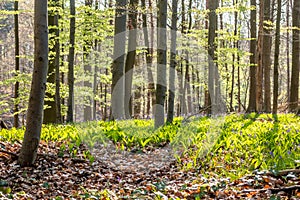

{"left": 0, "top": 0, "right": 300, "bottom": 199}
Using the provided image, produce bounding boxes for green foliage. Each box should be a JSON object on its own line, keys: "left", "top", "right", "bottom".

{"left": 0, "top": 70, "right": 31, "bottom": 117}
{"left": 200, "top": 114, "right": 300, "bottom": 178}
{"left": 1, "top": 114, "right": 299, "bottom": 179}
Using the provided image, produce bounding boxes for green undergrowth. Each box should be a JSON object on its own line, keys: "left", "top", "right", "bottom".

{"left": 0, "top": 113, "right": 299, "bottom": 178}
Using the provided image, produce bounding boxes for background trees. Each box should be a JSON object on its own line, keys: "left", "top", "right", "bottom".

{"left": 0, "top": 0, "right": 298, "bottom": 130}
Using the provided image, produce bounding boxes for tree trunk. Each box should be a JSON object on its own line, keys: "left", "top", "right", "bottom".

{"left": 184, "top": 58, "right": 192, "bottom": 114}
{"left": 208, "top": 0, "right": 221, "bottom": 115}
{"left": 263, "top": 0, "right": 272, "bottom": 113}
{"left": 124, "top": 0, "right": 138, "bottom": 119}
{"left": 247, "top": 0, "right": 257, "bottom": 112}
{"left": 111, "top": 0, "right": 127, "bottom": 120}
{"left": 44, "top": 0, "right": 59, "bottom": 124}
{"left": 134, "top": 86, "right": 142, "bottom": 118}
{"left": 18, "top": 0, "right": 48, "bottom": 167}
{"left": 155, "top": 0, "right": 167, "bottom": 128}
{"left": 67, "top": 0, "right": 75, "bottom": 123}
{"left": 272, "top": 0, "right": 281, "bottom": 114}
{"left": 179, "top": 61, "right": 186, "bottom": 115}
{"left": 167, "top": 0, "right": 178, "bottom": 123}
{"left": 55, "top": 0, "right": 61, "bottom": 123}
{"left": 289, "top": 0, "right": 300, "bottom": 112}
{"left": 230, "top": 62, "right": 235, "bottom": 112}
{"left": 83, "top": 0, "right": 93, "bottom": 121}
{"left": 14, "top": 0, "right": 19, "bottom": 128}
{"left": 256, "top": 0, "right": 264, "bottom": 112}
{"left": 141, "top": 0, "right": 155, "bottom": 118}
{"left": 93, "top": 40, "right": 98, "bottom": 120}
{"left": 286, "top": 0, "right": 290, "bottom": 102}
{"left": 60, "top": 0, "right": 65, "bottom": 123}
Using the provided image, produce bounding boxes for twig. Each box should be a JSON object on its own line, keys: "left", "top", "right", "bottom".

{"left": 0, "top": 149, "right": 18, "bottom": 159}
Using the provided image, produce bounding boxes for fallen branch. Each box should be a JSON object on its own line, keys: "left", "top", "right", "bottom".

{"left": 242, "top": 185, "right": 300, "bottom": 194}
{"left": 182, "top": 106, "right": 211, "bottom": 123}
{"left": 254, "top": 169, "right": 300, "bottom": 177}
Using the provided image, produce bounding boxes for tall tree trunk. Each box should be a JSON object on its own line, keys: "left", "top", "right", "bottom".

{"left": 167, "top": 0, "right": 178, "bottom": 123}
{"left": 124, "top": 0, "right": 138, "bottom": 119}
{"left": 93, "top": 40, "right": 98, "bottom": 120}
{"left": 289, "top": 0, "right": 300, "bottom": 112}
{"left": 55, "top": 0, "right": 61, "bottom": 123}
{"left": 237, "top": 55, "right": 241, "bottom": 112}
{"left": 14, "top": 0, "right": 19, "bottom": 128}
{"left": 263, "top": 0, "right": 272, "bottom": 113}
{"left": 103, "top": 68, "right": 108, "bottom": 121}
{"left": 286, "top": 0, "right": 290, "bottom": 102}
{"left": 256, "top": 0, "right": 264, "bottom": 112}
{"left": 247, "top": 0, "right": 257, "bottom": 112}
{"left": 230, "top": 61, "right": 235, "bottom": 111}
{"left": 184, "top": 58, "right": 192, "bottom": 114}
{"left": 179, "top": 61, "right": 186, "bottom": 115}
{"left": 60, "top": 0, "right": 65, "bottom": 123}
{"left": 83, "top": 0, "right": 93, "bottom": 121}
{"left": 141, "top": 0, "right": 155, "bottom": 117}
{"left": 44, "top": 0, "right": 59, "bottom": 124}
{"left": 155, "top": 0, "right": 167, "bottom": 128}
{"left": 18, "top": 0, "right": 48, "bottom": 166}
{"left": 207, "top": 0, "right": 221, "bottom": 115}
{"left": 93, "top": 1, "right": 100, "bottom": 121}
{"left": 66, "top": 0, "right": 75, "bottom": 123}
{"left": 231, "top": 0, "right": 236, "bottom": 112}
{"left": 272, "top": 0, "right": 281, "bottom": 114}
{"left": 111, "top": 0, "right": 127, "bottom": 120}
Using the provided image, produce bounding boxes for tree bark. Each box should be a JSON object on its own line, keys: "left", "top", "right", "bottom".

{"left": 263, "top": 0, "right": 272, "bottom": 113}
{"left": 67, "top": 0, "right": 75, "bottom": 123}
{"left": 111, "top": 0, "right": 127, "bottom": 120}
{"left": 247, "top": 0, "right": 257, "bottom": 112}
{"left": 14, "top": 0, "right": 19, "bottom": 128}
{"left": 167, "top": 0, "right": 178, "bottom": 123}
{"left": 141, "top": 0, "right": 155, "bottom": 117}
{"left": 18, "top": 0, "right": 48, "bottom": 167}
{"left": 124, "top": 0, "right": 138, "bottom": 119}
{"left": 272, "top": 0, "right": 281, "bottom": 114}
{"left": 55, "top": 0, "right": 61, "bottom": 123}
{"left": 155, "top": 0, "right": 167, "bottom": 128}
{"left": 44, "top": 0, "right": 59, "bottom": 124}
{"left": 286, "top": 0, "right": 290, "bottom": 102}
{"left": 83, "top": 0, "right": 93, "bottom": 121}
{"left": 256, "top": 0, "right": 264, "bottom": 112}
{"left": 289, "top": 0, "right": 300, "bottom": 112}
{"left": 208, "top": 0, "right": 222, "bottom": 115}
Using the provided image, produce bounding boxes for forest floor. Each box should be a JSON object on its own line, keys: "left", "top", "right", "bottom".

{"left": 1, "top": 140, "right": 300, "bottom": 199}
